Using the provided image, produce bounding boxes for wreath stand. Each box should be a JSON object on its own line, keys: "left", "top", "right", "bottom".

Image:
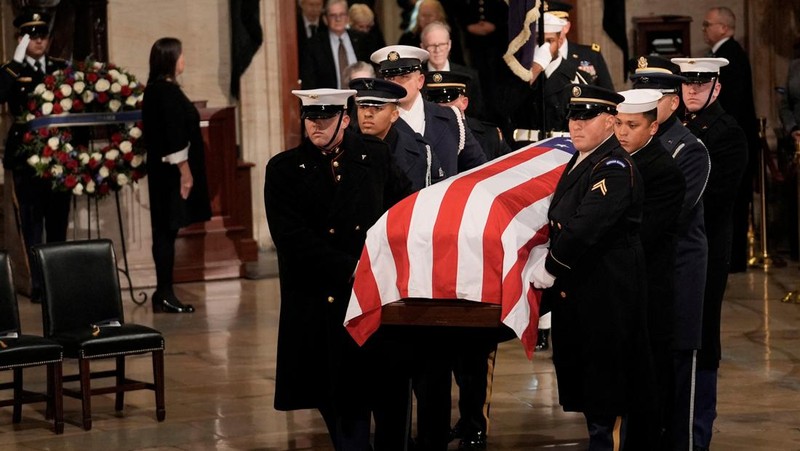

{"left": 31, "top": 110, "right": 147, "bottom": 305}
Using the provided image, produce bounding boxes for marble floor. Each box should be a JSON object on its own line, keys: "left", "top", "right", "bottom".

{"left": 3, "top": 261, "right": 800, "bottom": 450}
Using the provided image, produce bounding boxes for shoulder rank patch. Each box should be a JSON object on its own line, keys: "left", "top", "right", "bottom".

{"left": 604, "top": 158, "right": 627, "bottom": 168}
{"left": 591, "top": 43, "right": 601, "bottom": 52}
{"left": 592, "top": 179, "right": 608, "bottom": 196}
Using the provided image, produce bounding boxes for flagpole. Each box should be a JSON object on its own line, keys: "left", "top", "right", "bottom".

{"left": 537, "top": 0, "right": 546, "bottom": 134}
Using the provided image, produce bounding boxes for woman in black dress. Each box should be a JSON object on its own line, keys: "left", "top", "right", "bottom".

{"left": 142, "top": 37, "right": 211, "bottom": 313}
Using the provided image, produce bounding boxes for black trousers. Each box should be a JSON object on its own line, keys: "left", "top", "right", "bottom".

{"left": 453, "top": 339, "right": 498, "bottom": 437}
{"left": 585, "top": 413, "right": 627, "bottom": 451}
{"left": 151, "top": 226, "right": 179, "bottom": 292}
{"left": 13, "top": 171, "right": 71, "bottom": 297}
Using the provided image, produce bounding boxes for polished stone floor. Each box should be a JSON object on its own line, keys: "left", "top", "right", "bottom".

{"left": 3, "top": 262, "right": 800, "bottom": 450}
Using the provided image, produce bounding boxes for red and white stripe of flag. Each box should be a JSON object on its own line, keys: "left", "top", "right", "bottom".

{"left": 345, "top": 137, "right": 575, "bottom": 357}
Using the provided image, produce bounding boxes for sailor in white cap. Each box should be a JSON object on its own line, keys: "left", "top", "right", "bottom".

{"left": 672, "top": 56, "right": 747, "bottom": 451}
{"left": 265, "top": 88, "right": 411, "bottom": 450}
{"left": 629, "top": 55, "right": 711, "bottom": 450}
{"left": 614, "top": 88, "right": 687, "bottom": 449}
{"left": 371, "top": 44, "right": 486, "bottom": 179}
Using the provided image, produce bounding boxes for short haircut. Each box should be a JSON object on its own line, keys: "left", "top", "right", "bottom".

{"left": 326, "top": 0, "right": 348, "bottom": 13}
{"left": 420, "top": 21, "right": 451, "bottom": 43}
{"left": 711, "top": 6, "right": 736, "bottom": 29}
{"left": 349, "top": 4, "right": 374, "bottom": 25}
{"left": 342, "top": 61, "right": 376, "bottom": 86}
{"left": 642, "top": 107, "right": 658, "bottom": 124}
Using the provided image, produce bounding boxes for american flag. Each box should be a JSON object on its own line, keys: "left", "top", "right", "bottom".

{"left": 344, "top": 137, "right": 575, "bottom": 357}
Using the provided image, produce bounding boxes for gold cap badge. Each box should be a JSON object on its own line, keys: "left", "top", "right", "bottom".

{"left": 32, "top": 13, "right": 40, "bottom": 21}
{"left": 638, "top": 56, "right": 647, "bottom": 69}
{"left": 572, "top": 86, "right": 582, "bottom": 97}
{"left": 388, "top": 51, "right": 400, "bottom": 62}
{"left": 433, "top": 73, "right": 442, "bottom": 83}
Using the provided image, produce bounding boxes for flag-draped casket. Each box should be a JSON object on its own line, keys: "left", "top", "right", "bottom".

{"left": 345, "top": 137, "right": 575, "bottom": 357}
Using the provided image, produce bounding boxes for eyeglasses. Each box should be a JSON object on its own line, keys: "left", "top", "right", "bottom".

{"left": 326, "top": 12, "right": 348, "bottom": 20}
{"left": 425, "top": 42, "right": 450, "bottom": 52}
{"left": 701, "top": 21, "right": 723, "bottom": 28}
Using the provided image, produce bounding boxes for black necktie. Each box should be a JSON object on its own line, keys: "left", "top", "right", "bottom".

{"left": 309, "top": 24, "right": 317, "bottom": 37}
{"left": 338, "top": 38, "right": 348, "bottom": 88}
{"left": 34, "top": 60, "right": 43, "bottom": 74}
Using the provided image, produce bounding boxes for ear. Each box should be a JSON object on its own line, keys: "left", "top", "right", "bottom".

{"left": 416, "top": 72, "right": 425, "bottom": 90}
{"left": 461, "top": 96, "right": 470, "bottom": 111}
{"left": 668, "top": 94, "right": 680, "bottom": 113}
{"left": 389, "top": 108, "right": 400, "bottom": 123}
{"left": 342, "top": 113, "right": 351, "bottom": 128}
{"left": 649, "top": 119, "right": 659, "bottom": 136}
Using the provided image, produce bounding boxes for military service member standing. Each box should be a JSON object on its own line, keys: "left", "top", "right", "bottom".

{"left": 673, "top": 57, "right": 748, "bottom": 451}
{"left": 264, "top": 89, "right": 411, "bottom": 450}
{"left": 531, "top": 85, "right": 652, "bottom": 451}
{"left": 630, "top": 55, "right": 711, "bottom": 451}
{"left": 0, "top": 11, "right": 70, "bottom": 301}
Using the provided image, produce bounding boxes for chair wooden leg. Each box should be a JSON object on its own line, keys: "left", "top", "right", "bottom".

{"left": 152, "top": 350, "right": 165, "bottom": 421}
{"left": 79, "top": 358, "right": 92, "bottom": 430}
{"left": 115, "top": 356, "right": 125, "bottom": 412}
{"left": 12, "top": 368, "right": 22, "bottom": 423}
{"left": 49, "top": 361, "right": 64, "bottom": 434}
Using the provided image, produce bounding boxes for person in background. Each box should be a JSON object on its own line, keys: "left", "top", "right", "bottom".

{"left": 613, "top": 88, "right": 685, "bottom": 449}
{"left": 301, "top": 0, "right": 376, "bottom": 89}
{"left": 420, "top": 21, "right": 485, "bottom": 119}
{"left": 296, "top": 0, "right": 326, "bottom": 71}
{"left": 672, "top": 57, "right": 747, "bottom": 451}
{"left": 342, "top": 60, "right": 375, "bottom": 88}
{"left": 0, "top": 10, "right": 71, "bottom": 302}
{"left": 142, "top": 37, "right": 212, "bottom": 313}
{"left": 349, "top": 3, "right": 385, "bottom": 50}
{"left": 400, "top": 0, "right": 463, "bottom": 64}
{"left": 265, "top": 88, "right": 411, "bottom": 450}
{"left": 532, "top": 84, "right": 653, "bottom": 451}
{"left": 702, "top": 6, "right": 758, "bottom": 272}
{"left": 629, "top": 55, "right": 711, "bottom": 450}
{"left": 544, "top": 1, "right": 614, "bottom": 90}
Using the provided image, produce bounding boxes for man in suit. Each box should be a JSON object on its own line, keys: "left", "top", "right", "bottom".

{"left": 673, "top": 57, "right": 748, "bottom": 451}
{"left": 300, "top": 0, "right": 376, "bottom": 89}
{"left": 264, "top": 88, "right": 411, "bottom": 450}
{"left": 703, "top": 6, "right": 757, "bottom": 272}
{"left": 349, "top": 77, "right": 443, "bottom": 191}
{"left": 296, "top": 0, "right": 326, "bottom": 71}
{"left": 0, "top": 11, "right": 71, "bottom": 301}
{"left": 613, "top": 89, "right": 686, "bottom": 449}
{"left": 420, "top": 21, "right": 486, "bottom": 119}
{"left": 531, "top": 84, "right": 652, "bottom": 451}
{"left": 631, "top": 55, "right": 711, "bottom": 450}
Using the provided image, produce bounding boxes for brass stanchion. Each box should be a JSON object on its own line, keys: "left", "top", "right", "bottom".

{"left": 750, "top": 117, "right": 785, "bottom": 270}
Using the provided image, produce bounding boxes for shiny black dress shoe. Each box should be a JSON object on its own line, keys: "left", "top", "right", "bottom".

{"left": 458, "top": 431, "right": 487, "bottom": 450}
{"left": 152, "top": 291, "right": 195, "bottom": 313}
{"left": 535, "top": 328, "right": 550, "bottom": 351}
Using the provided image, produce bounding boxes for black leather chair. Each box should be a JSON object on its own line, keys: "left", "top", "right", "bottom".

{"left": 32, "top": 239, "right": 165, "bottom": 431}
{"left": 0, "top": 251, "right": 64, "bottom": 434}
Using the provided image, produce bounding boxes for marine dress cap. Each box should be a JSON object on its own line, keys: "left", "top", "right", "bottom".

{"left": 349, "top": 78, "right": 407, "bottom": 105}
{"left": 292, "top": 88, "right": 356, "bottom": 119}
{"left": 567, "top": 84, "right": 625, "bottom": 119}
{"left": 617, "top": 89, "right": 663, "bottom": 114}
{"left": 671, "top": 57, "right": 730, "bottom": 83}
{"left": 370, "top": 45, "right": 429, "bottom": 77}
{"left": 629, "top": 55, "right": 687, "bottom": 92}
{"left": 423, "top": 71, "right": 471, "bottom": 103}
{"left": 14, "top": 10, "right": 50, "bottom": 37}
{"left": 544, "top": 1, "right": 573, "bottom": 19}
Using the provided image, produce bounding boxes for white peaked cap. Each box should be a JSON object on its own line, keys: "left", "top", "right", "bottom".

{"left": 670, "top": 57, "right": 730, "bottom": 74}
{"left": 370, "top": 45, "right": 430, "bottom": 64}
{"left": 540, "top": 12, "right": 567, "bottom": 33}
{"left": 617, "top": 89, "right": 663, "bottom": 114}
{"left": 291, "top": 88, "right": 356, "bottom": 107}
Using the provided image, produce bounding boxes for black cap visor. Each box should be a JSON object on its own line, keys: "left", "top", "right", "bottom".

{"left": 681, "top": 72, "right": 717, "bottom": 85}
{"left": 424, "top": 86, "right": 465, "bottom": 104}
{"left": 567, "top": 103, "right": 615, "bottom": 120}
{"left": 379, "top": 59, "right": 422, "bottom": 77}
{"left": 302, "top": 105, "right": 345, "bottom": 120}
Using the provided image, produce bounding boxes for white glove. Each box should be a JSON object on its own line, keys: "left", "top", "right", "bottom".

{"left": 531, "top": 253, "right": 556, "bottom": 289}
{"left": 14, "top": 34, "right": 30, "bottom": 64}
{"left": 532, "top": 43, "right": 553, "bottom": 71}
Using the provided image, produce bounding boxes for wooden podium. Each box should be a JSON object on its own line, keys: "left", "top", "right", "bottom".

{"left": 172, "top": 106, "right": 258, "bottom": 282}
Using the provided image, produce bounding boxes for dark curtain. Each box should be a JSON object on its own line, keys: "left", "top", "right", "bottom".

{"left": 603, "top": 0, "right": 628, "bottom": 82}
{"left": 230, "top": 0, "right": 263, "bottom": 99}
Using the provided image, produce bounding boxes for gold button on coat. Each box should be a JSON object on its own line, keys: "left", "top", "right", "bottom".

{"left": 327, "top": 296, "right": 335, "bottom": 303}
{"left": 333, "top": 161, "right": 339, "bottom": 167}
{"left": 560, "top": 291, "right": 567, "bottom": 299}
{"left": 328, "top": 228, "right": 335, "bottom": 234}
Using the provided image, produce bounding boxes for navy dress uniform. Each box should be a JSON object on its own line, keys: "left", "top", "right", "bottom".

{"left": 424, "top": 71, "right": 512, "bottom": 161}
{"left": 673, "top": 57, "right": 748, "bottom": 451}
{"left": 631, "top": 55, "right": 711, "bottom": 450}
{"left": 616, "top": 89, "right": 686, "bottom": 449}
{"left": 264, "top": 89, "right": 412, "bottom": 450}
{"left": 0, "top": 11, "right": 71, "bottom": 300}
{"left": 536, "top": 85, "right": 653, "bottom": 451}
{"left": 349, "top": 77, "right": 444, "bottom": 192}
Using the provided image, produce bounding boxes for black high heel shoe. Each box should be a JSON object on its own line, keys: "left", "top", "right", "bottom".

{"left": 152, "top": 291, "right": 195, "bottom": 313}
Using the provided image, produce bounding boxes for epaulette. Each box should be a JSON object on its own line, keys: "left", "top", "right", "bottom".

{"left": 591, "top": 43, "right": 601, "bottom": 52}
